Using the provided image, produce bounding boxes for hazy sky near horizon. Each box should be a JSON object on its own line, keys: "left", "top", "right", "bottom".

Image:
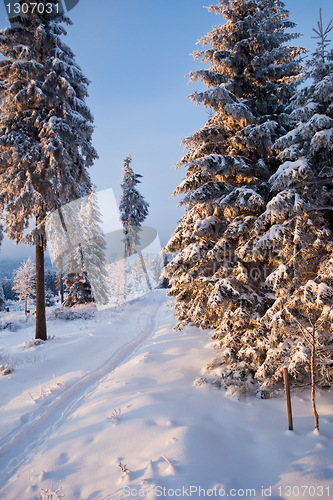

{"left": 0, "top": 0, "right": 332, "bottom": 261}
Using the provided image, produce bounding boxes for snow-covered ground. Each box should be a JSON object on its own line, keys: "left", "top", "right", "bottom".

{"left": 0, "top": 290, "right": 332, "bottom": 500}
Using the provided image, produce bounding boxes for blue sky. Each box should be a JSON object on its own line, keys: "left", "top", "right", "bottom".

{"left": 0, "top": 0, "right": 332, "bottom": 259}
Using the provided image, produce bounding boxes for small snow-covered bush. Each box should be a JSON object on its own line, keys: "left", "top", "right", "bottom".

{"left": 194, "top": 355, "right": 269, "bottom": 399}
{"left": 0, "top": 319, "right": 17, "bottom": 331}
{"left": 49, "top": 303, "right": 96, "bottom": 321}
{"left": 24, "top": 338, "right": 46, "bottom": 350}
{"left": 24, "top": 337, "right": 55, "bottom": 350}
{"left": 0, "top": 312, "right": 35, "bottom": 332}
{"left": 0, "top": 364, "right": 13, "bottom": 375}
{"left": 0, "top": 354, "right": 14, "bottom": 375}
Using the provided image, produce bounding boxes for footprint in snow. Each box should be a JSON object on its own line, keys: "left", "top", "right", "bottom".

{"left": 139, "top": 352, "right": 151, "bottom": 363}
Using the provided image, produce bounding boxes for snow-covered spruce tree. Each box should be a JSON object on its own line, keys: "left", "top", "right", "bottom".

{"left": 119, "top": 155, "right": 151, "bottom": 297}
{"left": 46, "top": 196, "right": 79, "bottom": 303}
{"left": 249, "top": 12, "right": 333, "bottom": 392}
{"left": 150, "top": 253, "right": 164, "bottom": 287}
{"left": 0, "top": 223, "right": 3, "bottom": 251}
{"left": 63, "top": 244, "right": 94, "bottom": 307}
{"left": 0, "top": 1, "right": 97, "bottom": 339}
{"left": 48, "top": 188, "right": 109, "bottom": 306}
{"left": 63, "top": 272, "right": 94, "bottom": 307}
{"left": 2, "top": 278, "right": 15, "bottom": 301}
{"left": 13, "top": 257, "right": 35, "bottom": 315}
{"left": 164, "top": 0, "right": 304, "bottom": 395}
{"left": 78, "top": 187, "right": 109, "bottom": 305}
{"left": 45, "top": 287, "right": 55, "bottom": 306}
{"left": 0, "top": 281, "right": 5, "bottom": 312}
{"left": 105, "top": 256, "right": 126, "bottom": 303}
{"left": 45, "top": 269, "right": 57, "bottom": 296}
{"left": 0, "top": 222, "right": 3, "bottom": 311}
{"left": 57, "top": 200, "right": 94, "bottom": 307}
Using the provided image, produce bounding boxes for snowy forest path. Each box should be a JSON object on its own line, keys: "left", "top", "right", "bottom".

{"left": 0, "top": 292, "right": 166, "bottom": 488}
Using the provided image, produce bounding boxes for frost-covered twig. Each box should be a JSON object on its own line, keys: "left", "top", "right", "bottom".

{"left": 314, "top": 303, "right": 333, "bottom": 331}
{"left": 39, "top": 484, "right": 64, "bottom": 500}
{"left": 108, "top": 408, "right": 121, "bottom": 422}
{"left": 53, "top": 374, "right": 66, "bottom": 388}
{"left": 25, "top": 353, "right": 46, "bottom": 364}
{"left": 161, "top": 455, "right": 172, "bottom": 465}
{"left": 118, "top": 462, "right": 130, "bottom": 474}
{"left": 285, "top": 308, "right": 313, "bottom": 347}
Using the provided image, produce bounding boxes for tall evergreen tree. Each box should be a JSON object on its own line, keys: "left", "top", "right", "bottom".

{"left": 0, "top": 1, "right": 97, "bottom": 339}
{"left": 47, "top": 187, "right": 109, "bottom": 306}
{"left": 164, "top": 0, "right": 304, "bottom": 396}
{"left": 45, "top": 269, "right": 57, "bottom": 296}
{"left": 46, "top": 193, "right": 79, "bottom": 301}
{"left": 0, "top": 281, "right": 5, "bottom": 312}
{"left": 119, "top": 155, "right": 151, "bottom": 296}
{"left": 77, "top": 187, "right": 109, "bottom": 305}
{"left": 165, "top": 0, "right": 303, "bottom": 323}
{"left": 251, "top": 11, "right": 333, "bottom": 391}
{"left": 0, "top": 221, "right": 4, "bottom": 310}
{"left": 0, "top": 223, "right": 3, "bottom": 253}
{"left": 2, "top": 278, "right": 15, "bottom": 301}
{"left": 63, "top": 244, "right": 94, "bottom": 307}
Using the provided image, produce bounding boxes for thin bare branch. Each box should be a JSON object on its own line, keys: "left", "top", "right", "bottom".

{"left": 285, "top": 308, "right": 312, "bottom": 337}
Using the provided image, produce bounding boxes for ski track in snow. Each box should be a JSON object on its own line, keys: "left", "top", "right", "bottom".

{"left": 0, "top": 295, "right": 164, "bottom": 487}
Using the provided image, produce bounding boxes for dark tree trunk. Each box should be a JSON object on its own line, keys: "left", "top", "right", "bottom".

{"left": 36, "top": 242, "right": 47, "bottom": 340}
{"left": 60, "top": 268, "right": 64, "bottom": 305}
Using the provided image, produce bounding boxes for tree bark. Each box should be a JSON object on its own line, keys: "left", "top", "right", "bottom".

{"left": 283, "top": 367, "right": 293, "bottom": 430}
{"left": 311, "top": 328, "right": 319, "bottom": 430}
{"left": 36, "top": 242, "right": 47, "bottom": 340}
{"left": 60, "top": 267, "right": 64, "bottom": 305}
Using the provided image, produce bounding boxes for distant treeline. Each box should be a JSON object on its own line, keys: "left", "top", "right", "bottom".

{"left": 1, "top": 269, "right": 57, "bottom": 301}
